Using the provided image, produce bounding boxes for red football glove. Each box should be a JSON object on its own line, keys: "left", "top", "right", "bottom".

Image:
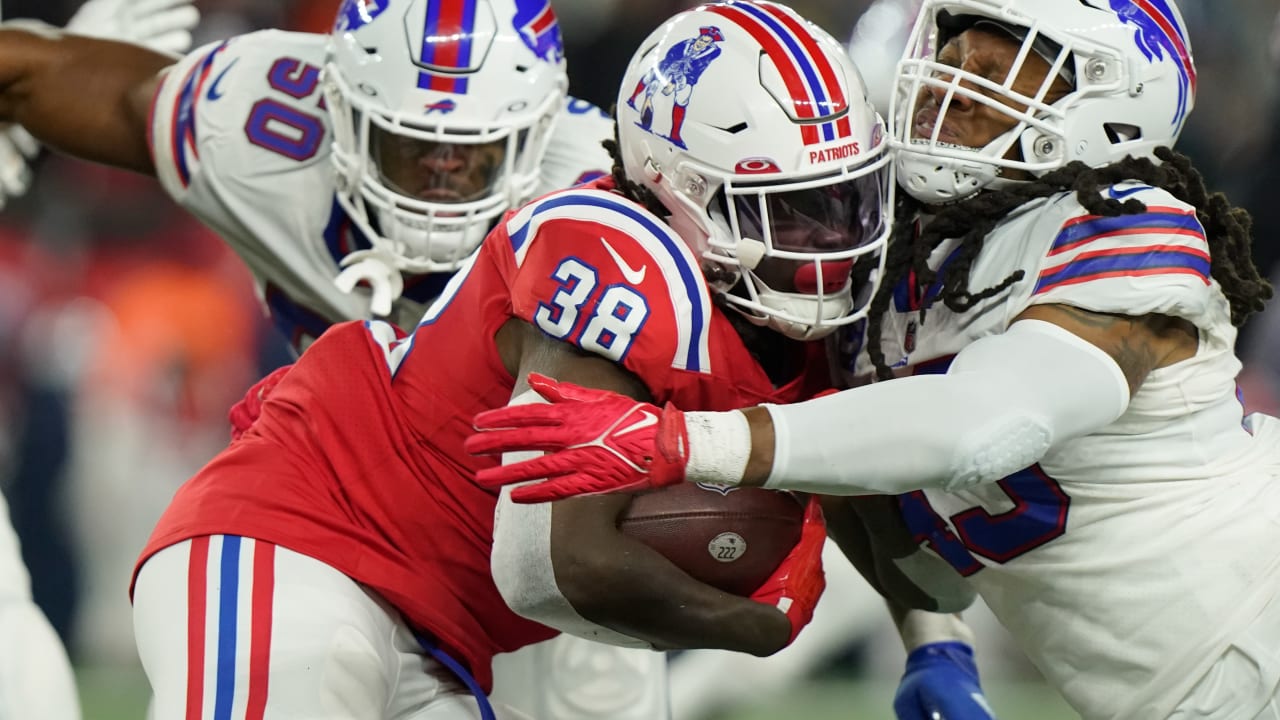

{"left": 751, "top": 495, "right": 827, "bottom": 647}
{"left": 465, "top": 373, "right": 690, "bottom": 503}
{"left": 227, "top": 364, "right": 292, "bottom": 441}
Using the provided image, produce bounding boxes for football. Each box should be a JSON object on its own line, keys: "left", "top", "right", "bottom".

{"left": 618, "top": 483, "right": 804, "bottom": 596}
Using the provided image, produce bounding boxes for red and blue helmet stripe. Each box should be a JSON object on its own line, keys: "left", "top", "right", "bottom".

{"left": 704, "top": 1, "right": 852, "bottom": 147}
{"left": 1107, "top": 0, "right": 1196, "bottom": 128}
{"left": 417, "top": 0, "right": 479, "bottom": 94}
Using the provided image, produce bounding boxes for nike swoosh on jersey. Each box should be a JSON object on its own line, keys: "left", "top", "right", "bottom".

{"left": 615, "top": 410, "right": 658, "bottom": 436}
{"left": 206, "top": 60, "right": 239, "bottom": 101}
{"left": 600, "top": 237, "right": 647, "bottom": 285}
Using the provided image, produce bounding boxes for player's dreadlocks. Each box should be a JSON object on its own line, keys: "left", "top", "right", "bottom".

{"left": 864, "top": 147, "right": 1272, "bottom": 380}
{"left": 603, "top": 120, "right": 739, "bottom": 293}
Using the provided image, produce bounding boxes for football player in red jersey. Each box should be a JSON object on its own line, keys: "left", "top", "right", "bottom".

{"left": 130, "top": 3, "right": 901, "bottom": 718}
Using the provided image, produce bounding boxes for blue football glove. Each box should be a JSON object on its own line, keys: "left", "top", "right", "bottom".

{"left": 894, "top": 641, "right": 996, "bottom": 720}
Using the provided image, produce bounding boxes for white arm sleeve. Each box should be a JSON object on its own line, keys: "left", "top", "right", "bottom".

{"left": 490, "top": 392, "right": 652, "bottom": 649}
{"left": 763, "top": 320, "right": 1130, "bottom": 495}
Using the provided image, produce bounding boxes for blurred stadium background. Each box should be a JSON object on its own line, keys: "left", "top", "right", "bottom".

{"left": 1, "top": 0, "right": 1277, "bottom": 718}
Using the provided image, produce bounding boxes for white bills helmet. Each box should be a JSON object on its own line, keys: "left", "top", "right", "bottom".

{"left": 325, "top": 0, "right": 568, "bottom": 273}
{"left": 892, "top": 0, "right": 1197, "bottom": 203}
{"left": 617, "top": 1, "right": 892, "bottom": 341}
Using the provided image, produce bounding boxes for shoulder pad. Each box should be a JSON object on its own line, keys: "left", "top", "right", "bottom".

{"left": 151, "top": 31, "right": 330, "bottom": 194}
{"left": 504, "top": 188, "right": 715, "bottom": 373}
{"left": 1025, "top": 183, "right": 1211, "bottom": 319}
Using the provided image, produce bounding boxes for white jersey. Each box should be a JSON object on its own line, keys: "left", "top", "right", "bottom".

{"left": 842, "top": 183, "right": 1280, "bottom": 720}
{"left": 149, "top": 30, "right": 613, "bottom": 348}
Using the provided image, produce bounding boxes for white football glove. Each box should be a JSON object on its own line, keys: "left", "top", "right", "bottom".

{"left": 0, "top": 0, "right": 199, "bottom": 210}
{"left": 66, "top": 0, "right": 200, "bottom": 55}
{"left": 0, "top": 125, "right": 38, "bottom": 210}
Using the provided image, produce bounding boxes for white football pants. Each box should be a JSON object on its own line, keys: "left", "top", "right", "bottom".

{"left": 0, "top": 491, "right": 81, "bottom": 720}
{"left": 133, "top": 536, "right": 531, "bottom": 720}
{"left": 490, "top": 637, "right": 669, "bottom": 719}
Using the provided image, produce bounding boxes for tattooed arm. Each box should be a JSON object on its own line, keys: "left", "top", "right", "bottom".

{"left": 1013, "top": 305, "right": 1198, "bottom": 394}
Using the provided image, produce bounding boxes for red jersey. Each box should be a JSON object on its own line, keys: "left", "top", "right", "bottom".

{"left": 135, "top": 178, "right": 832, "bottom": 689}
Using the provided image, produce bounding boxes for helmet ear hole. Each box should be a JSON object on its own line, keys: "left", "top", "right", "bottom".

{"left": 1104, "top": 123, "right": 1142, "bottom": 144}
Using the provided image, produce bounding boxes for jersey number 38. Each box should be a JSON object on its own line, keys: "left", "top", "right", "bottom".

{"left": 535, "top": 258, "right": 650, "bottom": 364}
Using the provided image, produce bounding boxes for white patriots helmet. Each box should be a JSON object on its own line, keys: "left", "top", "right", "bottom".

{"left": 891, "top": 0, "right": 1197, "bottom": 203}
{"left": 617, "top": 1, "right": 892, "bottom": 341}
{"left": 324, "top": 0, "right": 568, "bottom": 275}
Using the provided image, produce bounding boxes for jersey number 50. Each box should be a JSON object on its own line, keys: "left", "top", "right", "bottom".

{"left": 244, "top": 58, "right": 326, "bottom": 161}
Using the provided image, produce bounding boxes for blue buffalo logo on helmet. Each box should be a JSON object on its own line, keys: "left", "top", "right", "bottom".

{"left": 335, "top": 0, "right": 392, "bottom": 32}
{"left": 423, "top": 98, "right": 458, "bottom": 114}
{"left": 512, "top": 0, "right": 563, "bottom": 62}
{"left": 624, "top": 25, "right": 725, "bottom": 149}
{"left": 1106, "top": 0, "right": 1196, "bottom": 128}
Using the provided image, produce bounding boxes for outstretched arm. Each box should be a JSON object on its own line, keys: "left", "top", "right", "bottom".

{"left": 0, "top": 27, "right": 175, "bottom": 174}
{"left": 469, "top": 306, "right": 1195, "bottom": 500}
{"left": 750, "top": 306, "right": 1188, "bottom": 495}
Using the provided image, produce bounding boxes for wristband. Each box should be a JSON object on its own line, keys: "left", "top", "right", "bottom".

{"left": 683, "top": 410, "right": 751, "bottom": 486}
{"left": 899, "top": 608, "right": 976, "bottom": 652}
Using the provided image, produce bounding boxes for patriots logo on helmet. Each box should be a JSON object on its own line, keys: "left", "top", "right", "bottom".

{"left": 512, "top": 0, "right": 563, "bottom": 62}
{"left": 625, "top": 26, "right": 725, "bottom": 149}
{"left": 334, "top": 0, "right": 391, "bottom": 32}
{"left": 1106, "top": 0, "right": 1196, "bottom": 128}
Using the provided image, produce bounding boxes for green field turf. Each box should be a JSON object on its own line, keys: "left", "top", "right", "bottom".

{"left": 77, "top": 666, "right": 1080, "bottom": 720}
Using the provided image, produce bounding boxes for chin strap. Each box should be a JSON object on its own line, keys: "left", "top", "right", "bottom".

{"left": 334, "top": 249, "right": 405, "bottom": 317}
